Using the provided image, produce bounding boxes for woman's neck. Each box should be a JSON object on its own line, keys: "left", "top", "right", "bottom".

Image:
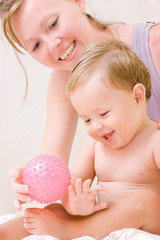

{"left": 108, "top": 23, "right": 135, "bottom": 47}
{"left": 91, "top": 22, "right": 135, "bottom": 48}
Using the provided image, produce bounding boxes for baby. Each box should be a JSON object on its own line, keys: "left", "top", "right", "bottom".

{"left": 65, "top": 40, "right": 160, "bottom": 218}
{"left": 4, "top": 40, "right": 160, "bottom": 240}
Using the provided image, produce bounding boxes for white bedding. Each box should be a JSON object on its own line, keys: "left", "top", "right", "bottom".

{"left": 1, "top": 214, "right": 160, "bottom": 240}
{"left": 22, "top": 229, "right": 160, "bottom": 240}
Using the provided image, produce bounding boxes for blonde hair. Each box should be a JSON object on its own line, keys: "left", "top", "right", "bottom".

{"left": 0, "top": 0, "right": 24, "bottom": 53}
{"left": 0, "top": 0, "right": 111, "bottom": 53}
{"left": 0, "top": 0, "right": 29, "bottom": 101}
{"left": 0, "top": 0, "right": 113, "bottom": 101}
{"left": 67, "top": 40, "right": 151, "bottom": 101}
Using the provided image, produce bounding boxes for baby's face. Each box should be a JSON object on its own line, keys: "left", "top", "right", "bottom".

{"left": 70, "top": 71, "right": 142, "bottom": 149}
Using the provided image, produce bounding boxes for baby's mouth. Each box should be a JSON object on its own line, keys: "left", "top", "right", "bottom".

{"left": 104, "top": 131, "right": 114, "bottom": 141}
{"left": 59, "top": 41, "right": 75, "bottom": 60}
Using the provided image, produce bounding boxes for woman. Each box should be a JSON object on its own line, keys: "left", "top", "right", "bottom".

{"left": 0, "top": 0, "right": 160, "bottom": 239}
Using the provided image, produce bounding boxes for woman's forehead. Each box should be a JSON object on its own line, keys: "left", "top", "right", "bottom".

{"left": 11, "top": 0, "right": 59, "bottom": 43}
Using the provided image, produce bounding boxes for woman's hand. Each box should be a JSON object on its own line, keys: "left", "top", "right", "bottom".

{"left": 67, "top": 178, "right": 108, "bottom": 216}
{"left": 8, "top": 167, "right": 32, "bottom": 211}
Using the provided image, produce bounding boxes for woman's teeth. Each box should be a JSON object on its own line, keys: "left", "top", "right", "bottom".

{"left": 60, "top": 41, "right": 75, "bottom": 60}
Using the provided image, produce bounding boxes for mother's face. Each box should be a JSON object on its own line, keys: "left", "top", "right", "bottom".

{"left": 11, "top": 0, "right": 95, "bottom": 70}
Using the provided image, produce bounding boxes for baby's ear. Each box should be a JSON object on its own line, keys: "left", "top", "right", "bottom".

{"left": 132, "top": 83, "right": 146, "bottom": 107}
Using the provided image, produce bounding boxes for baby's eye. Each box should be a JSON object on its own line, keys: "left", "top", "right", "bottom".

{"left": 85, "top": 119, "right": 91, "bottom": 124}
{"left": 32, "top": 41, "right": 40, "bottom": 52}
{"left": 100, "top": 111, "right": 109, "bottom": 117}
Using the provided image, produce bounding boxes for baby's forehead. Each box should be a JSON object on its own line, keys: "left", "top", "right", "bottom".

{"left": 86, "top": 70, "right": 114, "bottom": 90}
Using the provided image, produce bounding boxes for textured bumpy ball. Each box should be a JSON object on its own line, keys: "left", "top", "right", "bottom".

{"left": 22, "top": 155, "right": 71, "bottom": 204}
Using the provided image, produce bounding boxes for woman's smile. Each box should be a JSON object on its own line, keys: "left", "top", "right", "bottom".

{"left": 11, "top": 0, "right": 91, "bottom": 70}
{"left": 59, "top": 40, "right": 76, "bottom": 60}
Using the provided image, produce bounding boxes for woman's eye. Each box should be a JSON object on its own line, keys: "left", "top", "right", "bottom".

{"left": 100, "top": 111, "right": 108, "bottom": 117}
{"left": 32, "top": 42, "right": 40, "bottom": 51}
{"left": 49, "top": 18, "right": 58, "bottom": 29}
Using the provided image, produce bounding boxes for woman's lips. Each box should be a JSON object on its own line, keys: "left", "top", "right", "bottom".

{"left": 59, "top": 40, "right": 75, "bottom": 60}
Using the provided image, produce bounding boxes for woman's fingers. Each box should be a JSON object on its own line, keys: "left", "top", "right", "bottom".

{"left": 8, "top": 167, "right": 23, "bottom": 179}
{"left": 14, "top": 199, "right": 23, "bottom": 211}
{"left": 8, "top": 166, "right": 33, "bottom": 209}
{"left": 15, "top": 192, "right": 32, "bottom": 203}
{"left": 12, "top": 181, "right": 29, "bottom": 194}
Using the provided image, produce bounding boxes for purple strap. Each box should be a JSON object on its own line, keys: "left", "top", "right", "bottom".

{"left": 133, "top": 23, "right": 160, "bottom": 120}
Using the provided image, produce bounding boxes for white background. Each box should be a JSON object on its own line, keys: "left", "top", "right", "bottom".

{"left": 0, "top": 0, "right": 160, "bottom": 215}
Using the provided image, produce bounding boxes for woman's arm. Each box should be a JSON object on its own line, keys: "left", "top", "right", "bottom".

{"left": 40, "top": 69, "right": 78, "bottom": 163}
{"left": 9, "top": 69, "right": 78, "bottom": 210}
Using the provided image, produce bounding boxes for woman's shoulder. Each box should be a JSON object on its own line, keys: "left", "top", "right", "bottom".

{"left": 149, "top": 24, "right": 160, "bottom": 51}
{"left": 111, "top": 23, "right": 135, "bottom": 47}
{"left": 114, "top": 22, "right": 160, "bottom": 78}
{"left": 149, "top": 24, "right": 160, "bottom": 78}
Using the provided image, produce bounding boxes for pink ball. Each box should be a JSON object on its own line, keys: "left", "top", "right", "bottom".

{"left": 22, "top": 155, "right": 71, "bottom": 204}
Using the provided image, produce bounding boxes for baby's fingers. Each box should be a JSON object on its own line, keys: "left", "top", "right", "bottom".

{"left": 82, "top": 179, "right": 92, "bottom": 194}
{"left": 94, "top": 184, "right": 104, "bottom": 192}
{"left": 74, "top": 178, "right": 83, "bottom": 195}
{"left": 68, "top": 185, "right": 76, "bottom": 197}
{"left": 94, "top": 201, "right": 108, "bottom": 212}
{"left": 90, "top": 185, "right": 104, "bottom": 197}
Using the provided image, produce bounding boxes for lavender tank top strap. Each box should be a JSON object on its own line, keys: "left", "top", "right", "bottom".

{"left": 133, "top": 22, "right": 160, "bottom": 120}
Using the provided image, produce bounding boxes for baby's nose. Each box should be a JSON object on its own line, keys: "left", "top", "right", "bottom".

{"left": 92, "top": 121, "right": 103, "bottom": 132}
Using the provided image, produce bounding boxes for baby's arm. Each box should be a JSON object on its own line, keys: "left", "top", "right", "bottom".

{"left": 62, "top": 136, "right": 107, "bottom": 215}
{"left": 67, "top": 178, "right": 107, "bottom": 216}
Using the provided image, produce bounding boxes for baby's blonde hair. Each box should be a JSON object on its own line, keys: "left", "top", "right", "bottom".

{"left": 67, "top": 40, "right": 151, "bottom": 101}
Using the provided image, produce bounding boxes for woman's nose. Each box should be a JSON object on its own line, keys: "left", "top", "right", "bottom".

{"left": 46, "top": 37, "right": 62, "bottom": 52}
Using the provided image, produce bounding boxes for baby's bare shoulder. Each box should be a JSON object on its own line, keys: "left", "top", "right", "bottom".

{"left": 149, "top": 129, "right": 160, "bottom": 148}
{"left": 151, "top": 127, "right": 160, "bottom": 168}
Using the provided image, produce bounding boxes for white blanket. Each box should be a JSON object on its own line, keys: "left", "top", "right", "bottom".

{"left": 22, "top": 229, "right": 160, "bottom": 240}
{"left": 1, "top": 214, "right": 160, "bottom": 240}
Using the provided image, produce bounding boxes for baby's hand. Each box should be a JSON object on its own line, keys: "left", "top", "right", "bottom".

{"left": 9, "top": 167, "right": 32, "bottom": 211}
{"left": 67, "top": 178, "right": 108, "bottom": 216}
